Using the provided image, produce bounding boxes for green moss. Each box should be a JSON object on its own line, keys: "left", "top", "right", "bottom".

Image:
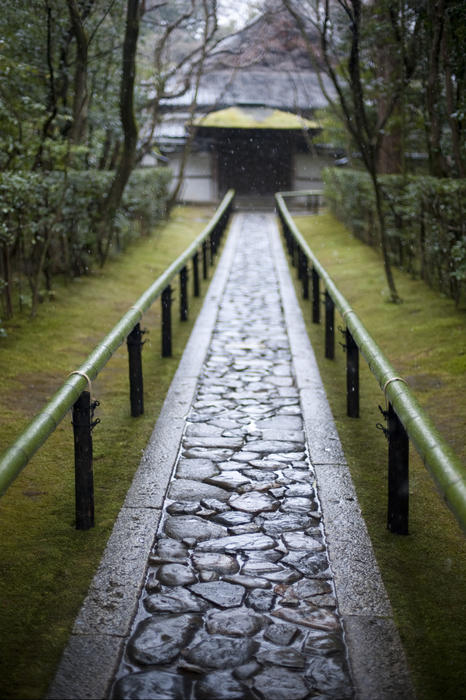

{"left": 0, "top": 205, "right": 218, "bottom": 699}
{"left": 287, "top": 211, "right": 466, "bottom": 700}
{"left": 196, "top": 106, "right": 318, "bottom": 130}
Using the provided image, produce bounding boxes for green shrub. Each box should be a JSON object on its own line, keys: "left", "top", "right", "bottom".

{"left": 122, "top": 167, "right": 172, "bottom": 237}
{"left": 323, "top": 169, "right": 466, "bottom": 303}
{"left": 0, "top": 167, "right": 171, "bottom": 318}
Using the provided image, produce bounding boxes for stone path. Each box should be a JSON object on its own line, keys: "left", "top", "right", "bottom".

{"left": 112, "top": 215, "right": 352, "bottom": 700}
{"left": 48, "top": 213, "right": 414, "bottom": 700}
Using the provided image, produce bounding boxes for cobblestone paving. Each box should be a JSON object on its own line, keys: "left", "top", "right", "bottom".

{"left": 112, "top": 215, "right": 354, "bottom": 699}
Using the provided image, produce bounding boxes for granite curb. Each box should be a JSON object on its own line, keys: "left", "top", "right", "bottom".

{"left": 268, "top": 215, "right": 415, "bottom": 699}
{"left": 47, "top": 217, "right": 242, "bottom": 700}
{"left": 47, "top": 212, "right": 415, "bottom": 700}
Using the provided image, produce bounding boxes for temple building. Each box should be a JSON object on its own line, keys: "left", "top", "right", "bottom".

{"left": 152, "top": 2, "right": 338, "bottom": 203}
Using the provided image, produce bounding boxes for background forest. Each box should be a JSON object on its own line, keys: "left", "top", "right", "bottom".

{"left": 0, "top": 0, "right": 465, "bottom": 329}
{"left": 283, "top": 0, "right": 466, "bottom": 303}
{"left": 0, "top": 3, "right": 465, "bottom": 699}
{"left": 0, "top": 0, "right": 221, "bottom": 325}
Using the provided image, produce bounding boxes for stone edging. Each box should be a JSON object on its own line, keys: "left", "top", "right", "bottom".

{"left": 47, "top": 217, "right": 242, "bottom": 700}
{"left": 47, "top": 212, "right": 414, "bottom": 700}
{"left": 268, "top": 215, "right": 415, "bottom": 699}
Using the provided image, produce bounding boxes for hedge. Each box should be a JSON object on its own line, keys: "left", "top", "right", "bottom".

{"left": 0, "top": 167, "right": 171, "bottom": 324}
{"left": 323, "top": 168, "right": 466, "bottom": 304}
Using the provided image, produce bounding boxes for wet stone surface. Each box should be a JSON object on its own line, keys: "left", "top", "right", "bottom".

{"left": 113, "top": 216, "right": 354, "bottom": 699}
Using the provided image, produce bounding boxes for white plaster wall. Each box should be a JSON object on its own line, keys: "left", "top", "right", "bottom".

{"left": 293, "top": 152, "right": 333, "bottom": 188}
{"left": 168, "top": 151, "right": 216, "bottom": 203}
{"left": 166, "top": 149, "right": 335, "bottom": 201}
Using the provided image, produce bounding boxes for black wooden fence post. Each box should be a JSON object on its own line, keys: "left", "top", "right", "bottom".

{"left": 312, "top": 268, "right": 320, "bottom": 324}
{"left": 210, "top": 233, "right": 215, "bottom": 265}
{"left": 202, "top": 241, "right": 208, "bottom": 279}
{"left": 387, "top": 402, "right": 409, "bottom": 534}
{"left": 161, "top": 285, "right": 172, "bottom": 357}
{"left": 299, "top": 251, "right": 309, "bottom": 300}
{"left": 180, "top": 266, "right": 188, "bottom": 321}
{"left": 289, "top": 236, "right": 295, "bottom": 265}
{"left": 127, "top": 323, "right": 144, "bottom": 417}
{"left": 193, "top": 252, "right": 200, "bottom": 297}
{"left": 72, "top": 391, "right": 95, "bottom": 530}
{"left": 346, "top": 328, "right": 359, "bottom": 418}
{"left": 212, "top": 224, "right": 220, "bottom": 257}
{"left": 325, "top": 291, "right": 335, "bottom": 359}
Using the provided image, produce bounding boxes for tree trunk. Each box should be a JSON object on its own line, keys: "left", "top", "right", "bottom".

{"left": 167, "top": 0, "right": 216, "bottom": 210}
{"left": 376, "top": 42, "right": 403, "bottom": 174}
{"left": 33, "top": 1, "right": 58, "bottom": 170}
{"left": 442, "top": 8, "right": 465, "bottom": 178}
{"left": 425, "top": 0, "right": 447, "bottom": 177}
{"left": 99, "top": 0, "right": 141, "bottom": 265}
{"left": 167, "top": 122, "right": 198, "bottom": 211}
{"left": 31, "top": 227, "right": 54, "bottom": 317}
{"left": 66, "top": 0, "right": 89, "bottom": 146}
{"left": 369, "top": 170, "right": 401, "bottom": 303}
{"left": 345, "top": 0, "right": 401, "bottom": 301}
{"left": 2, "top": 245, "right": 13, "bottom": 318}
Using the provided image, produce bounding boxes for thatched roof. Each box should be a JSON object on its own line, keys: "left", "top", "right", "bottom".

{"left": 161, "top": 69, "right": 331, "bottom": 114}
{"left": 160, "top": 1, "right": 332, "bottom": 114}
{"left": 206, "top": 2, "right": 321, "bottom": 72}
{"left": 155, "top": 2, "right": 332, "bottom": 149}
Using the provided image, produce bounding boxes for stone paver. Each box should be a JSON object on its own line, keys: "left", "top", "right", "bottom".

{"left": 112, "top": 216, "right": 354, "bottom": 699}
{"left": 48, "top": 213, "right": 414, "bottom": 700}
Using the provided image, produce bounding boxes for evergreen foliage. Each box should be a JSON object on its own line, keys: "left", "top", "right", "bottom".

{"left": 323, "top": 168, "right": 466, "bottom": 304}
{"left": 0, "top": 0, "right": 221, "bottom": 332}
{"left": 0, "top": 167, "right": 171, "bottom": 323}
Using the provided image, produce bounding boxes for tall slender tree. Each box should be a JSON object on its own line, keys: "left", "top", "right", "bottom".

{"left": 281, "top": 0, "right": 424, "bottom": 301}
{"left": 136, "top": 0, "right": 221, "bottom": 208}
{"left": 99, "top": 0, "right": 141, "bottom": 263}
{"left": 65, "top": 0, "right": 91, "bottom": 146}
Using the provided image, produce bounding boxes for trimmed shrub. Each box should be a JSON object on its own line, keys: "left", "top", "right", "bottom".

{"left": 323, "top": 169, "right": 466, "bottom": 304}
{"left": 0, "top": 167, "right": 171, "bottom": 321}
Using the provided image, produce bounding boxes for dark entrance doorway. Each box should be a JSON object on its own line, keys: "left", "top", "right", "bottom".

{"left": 214, "top": 130, "right": 293, "bottom": 195}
